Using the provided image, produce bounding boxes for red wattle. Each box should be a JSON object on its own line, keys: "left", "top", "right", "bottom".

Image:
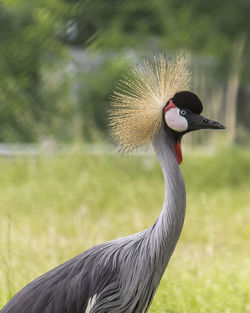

{"left": 174, "top": 142, "right": 183, "bottom": 164}
{"left": 165, "top": 100, "right": 183, "bottom": 164}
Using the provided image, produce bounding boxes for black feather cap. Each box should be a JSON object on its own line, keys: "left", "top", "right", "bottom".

{"left": 172, "top": 91, "right": 203, "bottom": 114}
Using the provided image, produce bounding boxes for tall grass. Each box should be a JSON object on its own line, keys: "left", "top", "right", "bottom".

{"left": 0, "top": 147, "right": 249, "bottom": 312}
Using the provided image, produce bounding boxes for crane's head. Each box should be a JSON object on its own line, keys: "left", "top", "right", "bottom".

{"left": 163, "top": 91, "right": 225, "bottom": 163}
{"left": 109, "top": 55, "right": 225, "bottom": 162}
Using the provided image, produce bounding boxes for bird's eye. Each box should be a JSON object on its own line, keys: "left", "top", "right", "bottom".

{"left": 180, "top": 110, "right": 186, "bottom": 116}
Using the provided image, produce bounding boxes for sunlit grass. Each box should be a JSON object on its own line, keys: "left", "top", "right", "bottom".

{"left": 0, "top": 147, "right": 249, "bottom": 312}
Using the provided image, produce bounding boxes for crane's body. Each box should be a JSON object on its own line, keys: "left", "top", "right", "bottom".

{"left": 1, "top": 56, "right": 224, "bottom": 313}
{"left": 1, "top": 127, "right": 185, "bottom": 313}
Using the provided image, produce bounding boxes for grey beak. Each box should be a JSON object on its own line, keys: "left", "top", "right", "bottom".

{"left": 202, "top": 117, "right": 225, "bottom": 130}
{"left": 188, "top": 114, "right": 225, "bottom": 131}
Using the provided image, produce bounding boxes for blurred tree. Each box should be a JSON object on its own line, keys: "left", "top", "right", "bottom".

{"left": 77, "top": 55, "right": 130, "bottom": 142}
{"left": 63, "top": 0, "right": 249, "bottom": 144}
{"left": 62, "top": 0, "right": 249, "bottom": 63}
{"left": 0, "top": 0, "right": 74, "bottom": 142}
{"left": 0, "top": 0, "right": 249, "bottom": 143}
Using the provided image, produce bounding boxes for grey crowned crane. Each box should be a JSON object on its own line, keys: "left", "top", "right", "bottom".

{"left": 0, "top": 55, "right": 224, "bottom": 313}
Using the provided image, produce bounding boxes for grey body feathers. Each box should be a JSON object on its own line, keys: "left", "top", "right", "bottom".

{"left": 0, "top": 127, "right": 186, "bottom": 313}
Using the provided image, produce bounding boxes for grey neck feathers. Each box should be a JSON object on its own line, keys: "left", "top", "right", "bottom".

{"left": 150, "top": 127, "right": 186, "bottom": 271}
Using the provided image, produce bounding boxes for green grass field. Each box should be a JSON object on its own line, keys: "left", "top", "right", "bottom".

{"left": 0, "top": 147, "right": 249, "bottom": 312}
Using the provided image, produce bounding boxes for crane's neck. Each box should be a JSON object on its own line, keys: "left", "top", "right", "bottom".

{"left": 150, "top": 126, "right": 186, "bottom": 269}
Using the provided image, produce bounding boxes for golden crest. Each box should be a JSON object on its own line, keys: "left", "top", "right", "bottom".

{"left": 109, "top": 55, "right": 191, "bottom": 153}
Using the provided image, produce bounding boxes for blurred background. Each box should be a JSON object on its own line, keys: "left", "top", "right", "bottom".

{"left": 0, "top": 0, "right": 250, "bottom": 312}
{"left": 0, "top": 0, "right": 249, "bottom": 150}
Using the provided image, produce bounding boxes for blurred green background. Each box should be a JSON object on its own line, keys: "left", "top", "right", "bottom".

{"left": 0, "top": 0, "right": 249, "bottom": 312}
{"left": 0, "top": 0, "right": 249, "bottom": 146}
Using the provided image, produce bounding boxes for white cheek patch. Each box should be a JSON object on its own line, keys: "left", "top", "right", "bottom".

{"left": 165, "top": 108, "right": 188, "bottom": 132}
